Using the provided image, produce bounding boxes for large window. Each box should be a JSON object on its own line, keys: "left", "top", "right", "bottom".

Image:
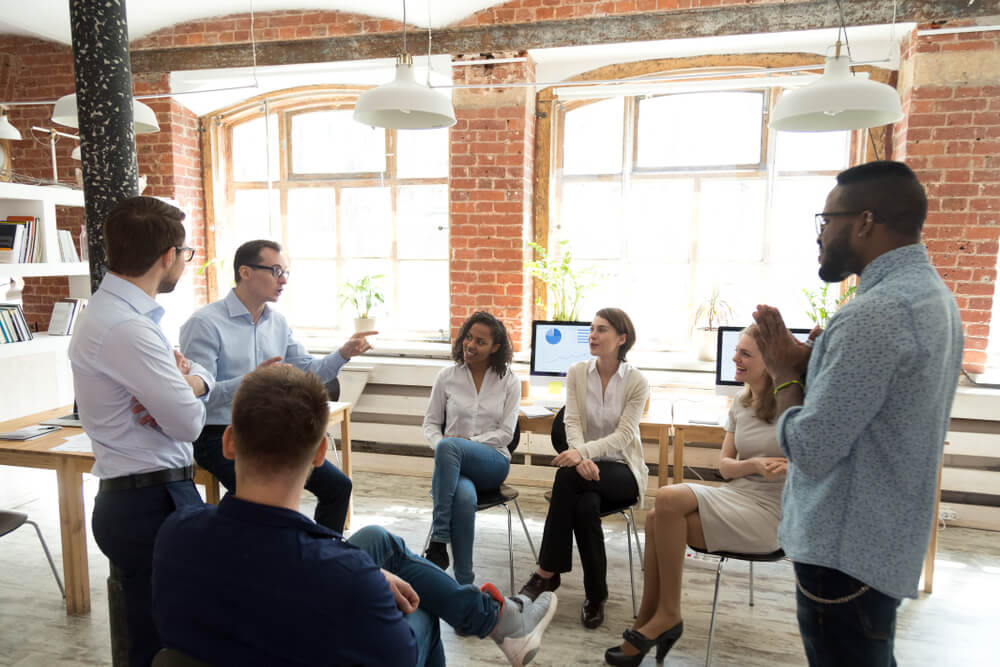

{"left": 211, "top": 91, "right": 450, "bottom": 341}
{"left": 551, "top": 89, "right": 851, "bottom": 350}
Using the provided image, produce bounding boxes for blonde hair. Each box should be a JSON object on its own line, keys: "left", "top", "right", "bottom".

{"left": 736, "top": 327, "right": 776, "bottom": 423}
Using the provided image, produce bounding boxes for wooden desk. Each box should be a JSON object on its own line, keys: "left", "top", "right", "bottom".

{"left": 0, "top": 402, "right": 352, "bottom": 615}
{"left": 518, "top": 413, "right": 714, "bottom": 486}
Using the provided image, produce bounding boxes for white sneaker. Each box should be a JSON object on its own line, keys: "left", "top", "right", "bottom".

{"left": 484, "top": 583, "right": 557, "bottom": 667}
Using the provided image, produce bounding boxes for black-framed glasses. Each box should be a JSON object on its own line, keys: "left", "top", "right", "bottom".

{"left": 174, "top": 246, "right": 195, "bottom": 262}
{"left": 814, "top": 211, "right": 864, "bottom": 236}
{"left": 244, "top": 263, "right": 291, "bottom": 280}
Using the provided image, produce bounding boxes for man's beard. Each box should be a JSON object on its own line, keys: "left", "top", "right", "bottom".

{"left": 818, "top": 227, "right": 855, "bottom": 283}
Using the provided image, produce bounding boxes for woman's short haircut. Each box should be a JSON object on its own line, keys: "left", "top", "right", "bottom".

{"left": 231, "top": 366, "right": 330, "bottom": 473}
{"left": 104, "top": 197, "right": 186, "bottom": 277}
{"left": 452, "top": 311, "right": 514, "bottom": 377}
{"left": 836, "top": 160, "right": 927, "bottom": 238}
{"left": 594, "top": 307, "right": 637, "bottom": 361}
{"left": 233, "top": 239, "right": 282, "bottom": 284}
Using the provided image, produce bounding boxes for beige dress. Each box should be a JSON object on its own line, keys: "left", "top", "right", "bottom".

{"left": 689, "top": 400, "right": 784, "bottom": 554}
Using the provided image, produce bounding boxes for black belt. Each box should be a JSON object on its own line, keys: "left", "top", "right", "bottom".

{"left": 98, "top": 464, "right": 195, "bottom": 493}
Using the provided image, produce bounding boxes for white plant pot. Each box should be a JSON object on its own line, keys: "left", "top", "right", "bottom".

{"left": 698, "top": 328, "right": 718, "bottom": 362}
{"left": 354, "top": 317, "right": 376, "bottom": 333}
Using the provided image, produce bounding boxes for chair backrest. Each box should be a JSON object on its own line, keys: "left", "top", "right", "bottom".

{"left": 324, "top": 376, "right": 341, "bottom": 402}
{"left": 550, "top": 406, "right": 568, "bottom": 453}
{"left": 152, "top": 648, "right": 214, "bottom": 667}
{"left": 507, "top": 420, "right": 521, "bottom": 454}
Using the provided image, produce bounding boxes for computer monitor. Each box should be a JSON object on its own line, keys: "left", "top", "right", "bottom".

{"left": 530, "top": 320, "right": 593, "bottom": 377}
{"left": 715, "top": 325, "right": 812, "bottom": 396}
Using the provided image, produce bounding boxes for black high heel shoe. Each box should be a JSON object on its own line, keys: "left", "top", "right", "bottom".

{"left": 604, "top": 622, "right": 684, "bottom": 666}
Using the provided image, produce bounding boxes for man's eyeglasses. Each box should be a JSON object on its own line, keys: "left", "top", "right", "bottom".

{"left": 244, "top": 263, "right": 291, "bottom": 280}
{"left": 174, "top": 246, "right": 195, "bottom": 262}
{"left": 814, "top": 211, "right": 864, "bottom": 236}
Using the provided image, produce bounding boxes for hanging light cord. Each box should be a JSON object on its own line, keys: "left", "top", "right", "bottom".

{"left": 427, "top": 0, "right": 433, "bottom": 86}
{"left": 402, "top": 0, "right": 407, "bottom": 54}
{"left": 250, "top": 0, "right": 259, "bottom": 88}
{"left": 836, "top": 0, "right": 884, "bottom": 160}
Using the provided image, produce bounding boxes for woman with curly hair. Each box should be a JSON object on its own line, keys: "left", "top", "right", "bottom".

{"left": 422, "top": 311, "right": 520, "bottom": 584}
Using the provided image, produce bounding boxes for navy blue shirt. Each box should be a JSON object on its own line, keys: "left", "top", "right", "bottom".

{"left": 153, "top": 495, "right": 417, "bottom": 666}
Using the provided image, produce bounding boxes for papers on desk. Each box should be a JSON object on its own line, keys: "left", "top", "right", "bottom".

{"left": 519, "top": 404, "right": 555, "bottom": 418}
{"left": 50, "top": 433, "right": 93, "bottom": 453}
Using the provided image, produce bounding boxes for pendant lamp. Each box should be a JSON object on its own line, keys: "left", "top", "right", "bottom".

{"left": 770, "top": 43, "right": 903, "bottom": 132}
{"left": 52, "top": 93, "right": 161, "bottom": 134}
{"left": 0, "top": 110, "right": 21, "bottom": 140}
{"left": 353, "top": 1, "right": 456, "bottom": 130}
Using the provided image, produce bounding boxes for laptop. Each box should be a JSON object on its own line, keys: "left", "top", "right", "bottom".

{"left": 41, "top": 400, "right": 82, "bottom": 428}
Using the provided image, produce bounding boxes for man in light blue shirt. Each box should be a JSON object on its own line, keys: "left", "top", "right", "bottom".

{"left": 69, "top": 196, "right": 214, "bottom": 667}
{"left": 752, "top": 161, "right": 963, "bottom": 667}
{"left": 180, "top": 239, "right": 373, "bottom": 532}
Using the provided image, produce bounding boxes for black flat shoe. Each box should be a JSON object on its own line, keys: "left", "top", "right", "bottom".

{"left": 604, "top": 622, "right": 684, "bottom": 666}
{"left": 518, "top": 572, "right": 560, "bottom": 601}
{"left": 581, "top": 598, "right": 605, "bottom": 629}
{"left": 423, "top": 541, "right": 449, "bottom": 571}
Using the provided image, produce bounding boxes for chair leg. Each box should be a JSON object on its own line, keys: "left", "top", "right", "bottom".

{"left": 26, "top": 519, "right": 65, "bottom": 598}
{"left": 705, "top": 556, "right": 726, "bottom": 667}
{"left": 422, "top": 523, "right": 432, "bottom": 554}
{"left": 622, "top": 512, "right": 638, "bottom": 618}
{"left": 749, "top": 561, "right": 755, "bottom": 607}
{"left": 503, "top": 504, "right": 515, "bottom": 596}
{"left": 628, "top": 506, "right": 644, "bottom": 572}
{"left": 512, "top": 497, "right": 538, "bottom": 564}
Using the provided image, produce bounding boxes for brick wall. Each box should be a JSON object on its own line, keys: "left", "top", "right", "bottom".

{"left": 895, "top": 27, "right": 1000, "bottom": 372}
{"left": 449, "top": 53, "right": 536, "bottom": 347}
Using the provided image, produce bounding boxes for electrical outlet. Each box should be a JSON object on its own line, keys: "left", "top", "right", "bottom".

{"left": 939, "top": 506, "right": 958, "bottom": 521}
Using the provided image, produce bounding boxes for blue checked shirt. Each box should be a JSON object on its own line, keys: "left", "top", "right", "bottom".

{"left": 777, "top": 244, "right": 963, "bottom": 599}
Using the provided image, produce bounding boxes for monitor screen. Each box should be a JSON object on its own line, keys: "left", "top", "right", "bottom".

{"left": 530, "top": 320, "right": 593, "bottom": 377}
{"left": 715, "top": 325, "right": 813, "bottom": 386}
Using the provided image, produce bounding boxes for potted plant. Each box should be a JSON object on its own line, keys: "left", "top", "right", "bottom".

{"left": 525, "top": 240, "right": 599, "bottom": 321}
{"left": 693, "top": 286, "right": 736, "bottom": 362}
{"left": 803, "top": 283, "right": 856, "bottom": 329}
{"left": 338, "top": 274, "right": 385, "bottom": 332}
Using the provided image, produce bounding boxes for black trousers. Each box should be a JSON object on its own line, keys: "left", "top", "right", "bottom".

{"left": 92, "top": 480, "right": 202, "bottom": 667}
{"left": 194, "top": 424, "right": 353, "bottom": 533}
{"left": 537, "top": 462, "right": 639, "bottom": 602}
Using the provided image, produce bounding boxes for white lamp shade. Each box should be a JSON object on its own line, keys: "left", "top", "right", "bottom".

{"left": 353, "top": 62, "right": 456, "bottom": 130}
{"left": 71, "top": 145, "right": 81, "bottom": 160}
{"left": 52, "top": 93, "right": 161, "bottom": 134}
{"left": 770, "top": 55, "right": 903, "bottom": 132}
{"left": 0, "top": 111, "right": 21, "bottom": 140}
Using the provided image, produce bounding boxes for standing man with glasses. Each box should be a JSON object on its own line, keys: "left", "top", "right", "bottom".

{"left": 69, "top": 196, "right": 215, "bottom": 666}
{"left": 751, "top": 161, "right": 963, "bottom": 666}
{"left": 180, "top": 239, "right": 373, "bottom": 532}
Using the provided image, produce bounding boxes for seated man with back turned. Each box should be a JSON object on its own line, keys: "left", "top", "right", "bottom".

{"left": 153, "top": 365, "right": 556, "bottom": 667}
{"left": 180, "top": 239, "right": 372, "bottom": 533}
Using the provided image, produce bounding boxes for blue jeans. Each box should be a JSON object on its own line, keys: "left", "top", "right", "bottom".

{"left": 794, "top": 562, "right": 901, "bottom": 667}
{"left": 194, "top": 425, "right": 352, "bottom": 532}
{"left": 430, "top": 438, "right": 509, "bottom": 584}
{"left": 349, "top": 525, "right": 501, "bottom": 667}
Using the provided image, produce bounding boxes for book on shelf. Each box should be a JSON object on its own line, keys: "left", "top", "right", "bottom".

{"left": 0, "top": 216, "right": 41, "bottom": 263}
{"left": 48, "top": 297, "right": 86, "bottom": 336}
{"left": 0, "top": 303, "right": 32, "bottom": 343}
{"left": 57, "top": 229, "right": 80, "bottom": 262}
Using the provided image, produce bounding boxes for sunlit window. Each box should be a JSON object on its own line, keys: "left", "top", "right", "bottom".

{"left": 552, "top": 89, "right": 850, "bottom": 350}
{"left": 212, "top": 91, "right": 450, "bottom": 341}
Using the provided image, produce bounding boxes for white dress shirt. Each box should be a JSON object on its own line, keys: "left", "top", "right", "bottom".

{"left": 585, "top": 358, "right": 631, "bottom": 464}
{"left": 422, "top": 364, "right": 521, "bottom": 460}
{"left": 69, "top": 274, "right": 213, "bottom": 478}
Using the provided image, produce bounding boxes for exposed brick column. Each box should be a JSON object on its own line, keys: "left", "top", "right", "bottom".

{"left": 894, "top": 27, "right": 1000, "bottom": 373}
{"left": 449, "top": 53, "right": 535, "bottom": 349}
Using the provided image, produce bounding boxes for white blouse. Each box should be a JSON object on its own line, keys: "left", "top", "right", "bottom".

{"left": 585, "top": 358, "right": 631, "bottom": 464}
{"left": 422, "top": 364, "right": 521, "bottom": 460}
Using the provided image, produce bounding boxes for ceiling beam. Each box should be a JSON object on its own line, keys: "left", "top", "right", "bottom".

{"left": 130, "top": 0, "right": 1000, "bottom": 74}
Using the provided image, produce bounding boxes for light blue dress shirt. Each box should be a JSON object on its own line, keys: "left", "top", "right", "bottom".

{"left": 180, "top": 289, "right": 347, "bottom": 425}
{"left": 68, "top": 274, "right": 213, "bottom": 479}
{"left": 777, "top": 244, "right": 963, "bottom": 599}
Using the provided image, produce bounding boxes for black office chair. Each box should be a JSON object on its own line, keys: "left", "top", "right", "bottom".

{"left": 424, "top": 422, "right": 537, "bottom": 594}
{"left": 0, "top": 509, "right": 64, "bottom": 598}
{"left": 152, "top": 648, "right": 214, "bottom": 667}
{"left": 688, "top": 545, "right": 787, "bottom": 666}
{"left": 549, "top": 407, "right": 644, "bottom": 616}
{"left": 324, "top": 376, "right": 341, "bottom": 402}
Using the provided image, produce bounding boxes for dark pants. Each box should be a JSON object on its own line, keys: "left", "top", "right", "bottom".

{"left": 794, "top": 562, "right": 901, "bottom": 667}
{"left": 194, "top": 425, "right": 353, "bottom": 533}
{"left": 537, "top": 462, "right": 638, "bottom": 601}
{"left": 92, "top": 480, "right": 203, "bottom": 667}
